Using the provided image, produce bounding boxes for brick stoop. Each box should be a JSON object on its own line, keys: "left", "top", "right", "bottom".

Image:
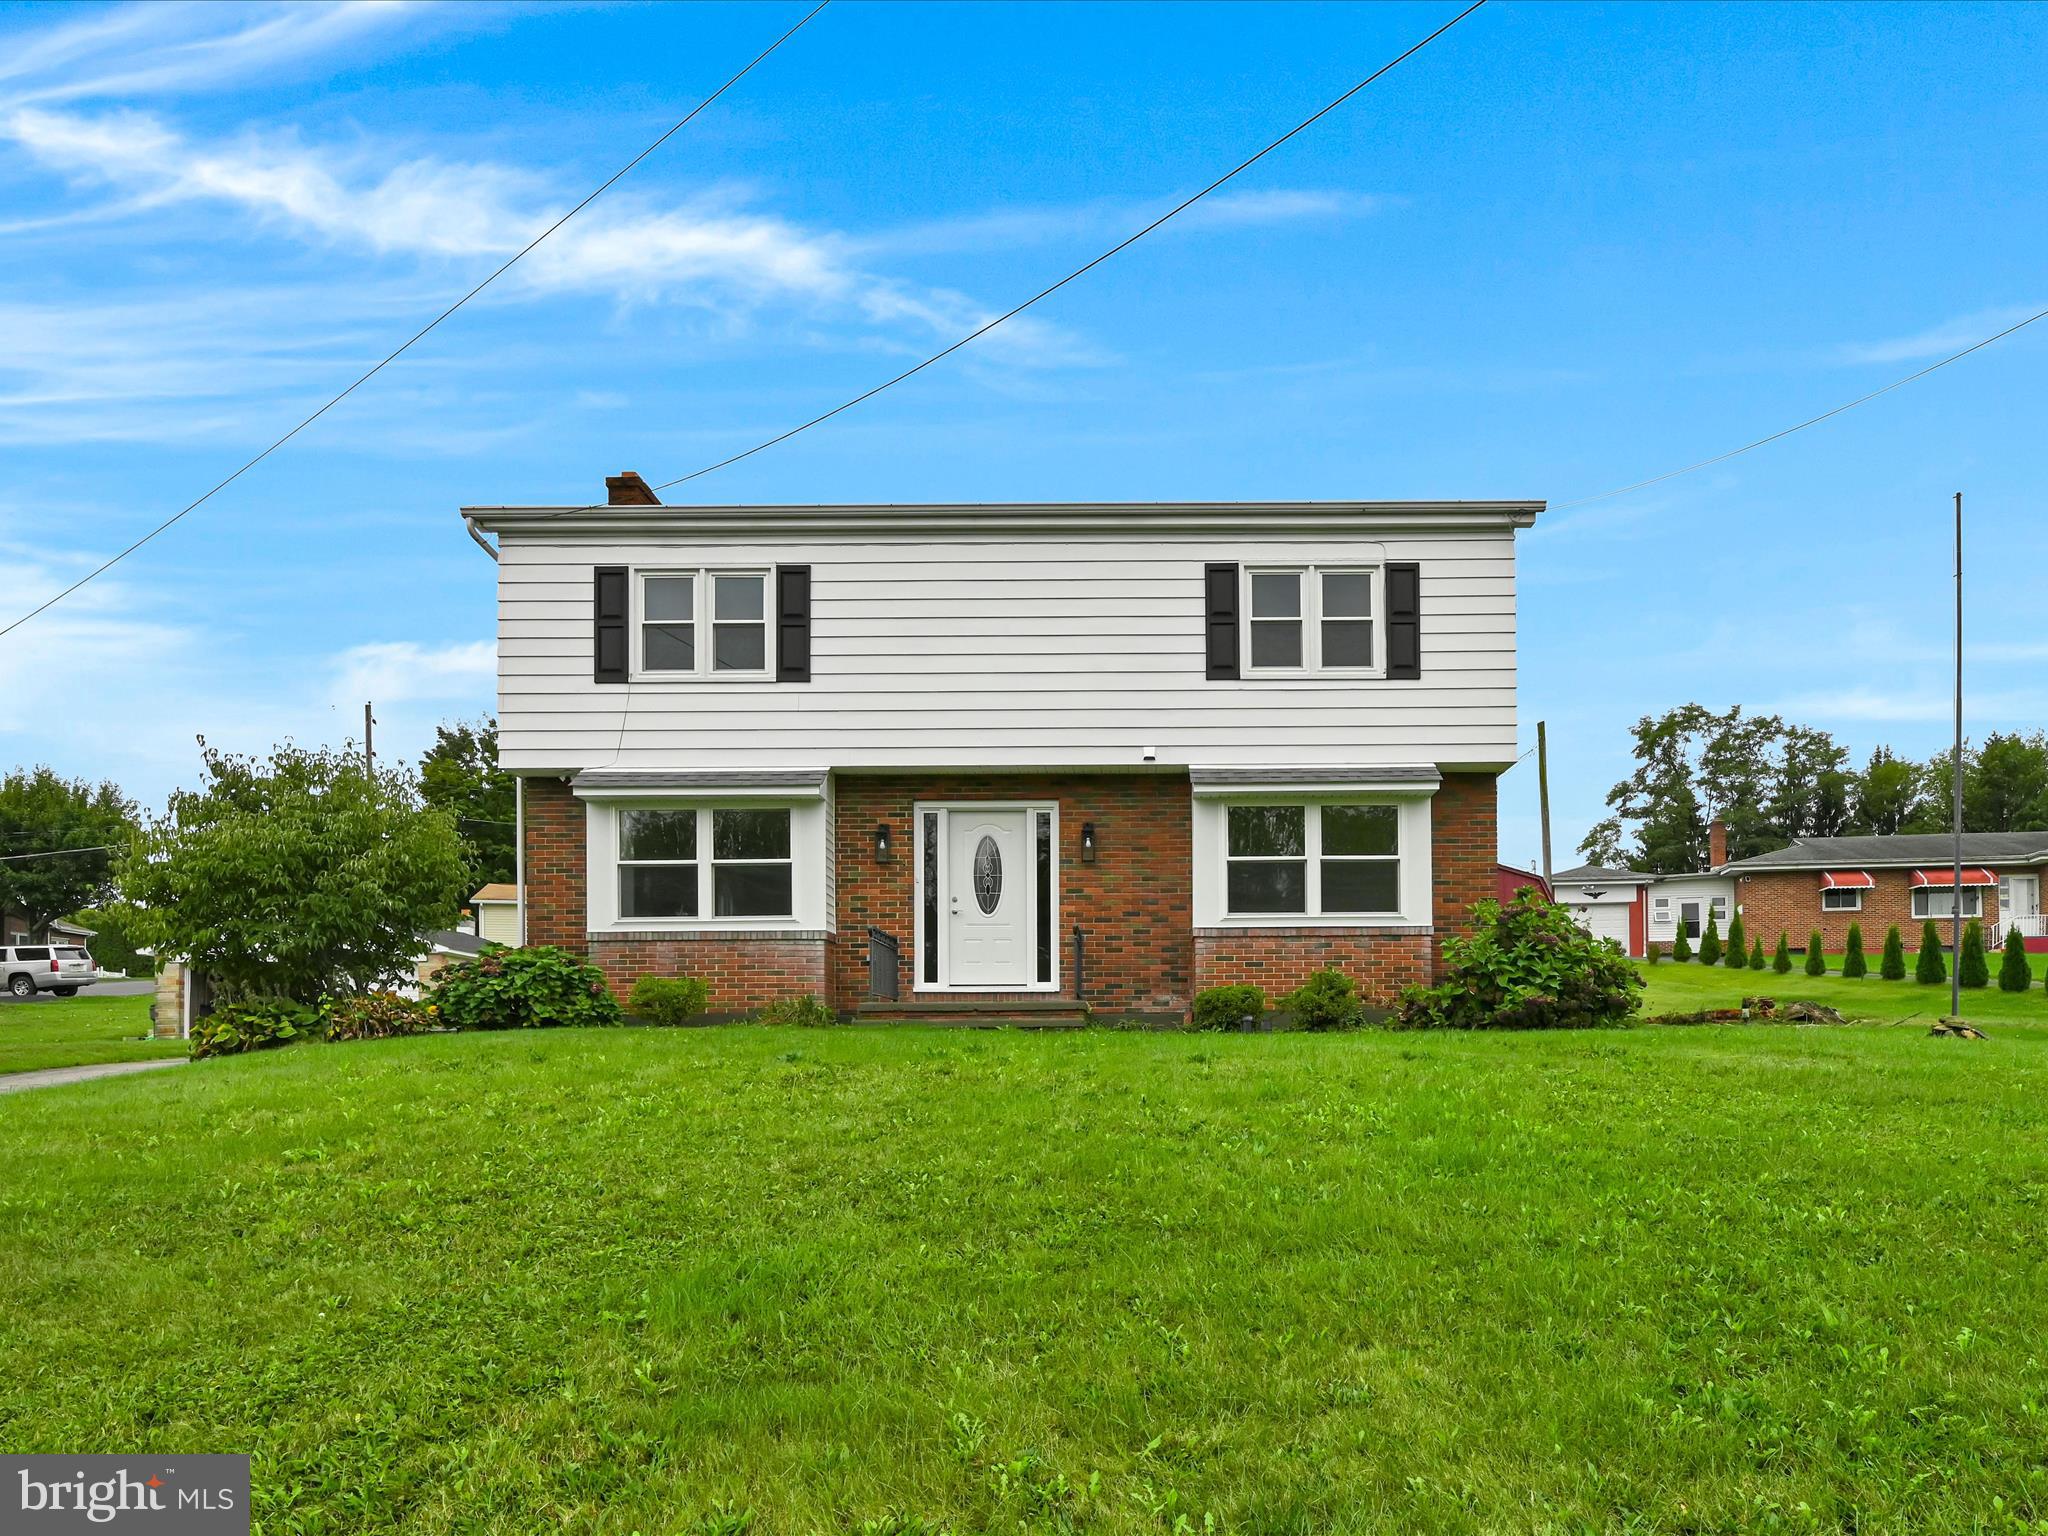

{"left": 854, "top": 998, "right": 1091, "bottom": 1028}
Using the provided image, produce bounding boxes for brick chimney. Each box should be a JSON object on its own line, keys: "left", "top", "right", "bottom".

{"left": 1708, "top": 818, "right": 1728, "bottom": 870}
{"left": 605, "top": 470, "right": 662, "bottom": 507}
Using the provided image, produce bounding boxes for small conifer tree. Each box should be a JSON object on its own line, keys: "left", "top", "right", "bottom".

{"left": 1699, "top": 913, "right": 1723, "bottom": 967}
{"left": 1998, "top": 928, "right": 2033, "bottom": 993}
{"left": 1880, "top": 924, "right": 1907, "bottom": 981}
{"left": 1725, "top": 913, "right": 1747, "bottom": 968}
{"left": 1916, "top": 921, "right": 1947, "bottom": 985}
{"left": 1805, "top": 930, "right": 1827, "bottom": 977}
{"left": 1959, "top": 919, "right": 1990, "bottom": 989}
{"left": 1773, "top": 933, "right": 1792, "bottom": 973}
{"left": 1841, "top": 923, "right": 1866, "bottom": 979}
{"left": 1748, "top": 937, "right": 1766, "bottom": 970}
{"left": 1671, "top": 923, "right": 1692, "bottom": 963}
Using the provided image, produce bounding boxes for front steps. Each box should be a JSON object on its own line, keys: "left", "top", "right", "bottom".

{"left": 853, "top": 996, "right": 1090, "bottom": 1029}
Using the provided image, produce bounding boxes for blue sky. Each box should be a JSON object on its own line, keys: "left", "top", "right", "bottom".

{"left": 2, "top": 0, "right": 2044, "bottom": 863}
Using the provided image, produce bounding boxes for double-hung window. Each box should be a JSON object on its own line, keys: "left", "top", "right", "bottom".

{"left": 1245, "top": 567, "right": 1377, "bottom": 674}
{"left": 1225, "top": 803, "right": 1402, "bottom": 917}
{"left": 1821, "top": 887, "right": 1863, "bottom": 912}
{"left": 617, "top": 807, "right": 794, "bottom": 920}
{"left": 637, "top": 570, "right": 769, "bottom": 677}
{"left": 1912, "top": 886, "right": 1982, "bottom": 920}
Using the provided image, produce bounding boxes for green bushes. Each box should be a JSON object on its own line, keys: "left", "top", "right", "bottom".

{"left": 428, "top": 946, "right": 621, "bottom": 1031}
{"left": 1805, "top": 931, "right": 1827, "bottom": 978}
{"left": 1842, "top": 924, "right": 1867, "bottom": 979}
{"left": 1725, "top": 914, "right": 1748, "bottom": 969}
{"left": 1193, "top": 984, "right": 1267, "bottom": 1032}
{"left": 1959, "top": 920, "right": 1990, "bottom": 989}
{"left": 189, "top": 997, "right": 317, "bottom": 1060}
{"left": 753, "top": 993, "right": 839, "bottom": 1027}
{"left": 1671, "top": 923, "right": 1693, "bottom": 963}
{"left": 2000, "top": 928, "right": 2034, "bottom": 993}
{"left": 1748, "top": 938, "right": 1766, "bottom": 971}
{"left": 1916, "top": 922, "right": 1947, "bottom": 985}
{"left": 1880, "top": 925, "right": 1907, "bottom": 981}
{"left": 1698, "top": 915, "right": 1723, "bottom": 968}
{"left": 629, "top": 975, "right": 710, "bottom": 1027}
{"left": 1282, "top": 969, "right": 1367, "bottom": 1031}
{"left": 1773, "top": 933, "right": 1792, "bottom": 974}
{"left": 322, "top": 990, "right": 435, "bottom": 1041}
{"left": 1397, "top": 890, "right": 1643, "bottom": 1031}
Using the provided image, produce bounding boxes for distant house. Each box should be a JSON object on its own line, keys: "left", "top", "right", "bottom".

{"left": 471, "top": 883, "right": 520, "bottom": 947}
{"left": 1495, "top": 863, "right": 1551, "bottom": 905}
{"left": 1, "top": 911, "right": 95, "bottom": 948}
{"left": 1552, "top": 865, "right": 1732, "bottom": 957}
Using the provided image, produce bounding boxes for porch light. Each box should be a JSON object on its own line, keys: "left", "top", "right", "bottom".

{"left": 1080, "top": 822, "right": 1097, "bottom": 863}
{"left": 874, "top": 822, "right": 892, "bottom": 860}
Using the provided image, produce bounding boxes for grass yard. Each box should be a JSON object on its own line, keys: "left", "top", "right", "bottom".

{"left": 4, "top": 1023, "right": 2048, "bottom": 1533}
{"left": 0, "top": 986, "right": 181, "bottom": 1075}
{"left": 1641, "top": 954, "right": 2048, "bottom": 1028}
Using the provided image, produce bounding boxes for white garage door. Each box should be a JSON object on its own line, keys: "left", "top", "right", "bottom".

{"left": 1574, "top": 904, "right": 1631, "bottom": 950}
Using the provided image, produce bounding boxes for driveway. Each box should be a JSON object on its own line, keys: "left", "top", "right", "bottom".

{"left": 0, "top": 977, "right": 157, "bottom": 1003}
{"left": 0, "top": 1058, "right": 184, "bottom": 1094}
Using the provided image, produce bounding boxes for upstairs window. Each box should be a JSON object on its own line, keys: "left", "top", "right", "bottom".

{"left": 1244, "top": 566, "right": 1378, "bottom": 674}
{"left": 638, "top": 570, "right": 770, "bottom": 677}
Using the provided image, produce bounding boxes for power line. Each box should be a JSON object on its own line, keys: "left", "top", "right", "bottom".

{"left": 641, "top": 0, "right": 1489, "bottom": 493}
{"left": 1551, "top": 304, "right": 2048, "bottom": 513}
{"left": 0, "top": 0, "right": 829, "bottom": 643}
{"left": 0, "top": 845, "right": 122, "bottom": 863}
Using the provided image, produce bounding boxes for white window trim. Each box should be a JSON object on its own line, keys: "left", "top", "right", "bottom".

{"left": 1191, "top": 793, "right": 1432, "bottom": 929}
{"left": 586, "top": 798, "right": 825, "bottom": 933}
{"left": 1821, "top": 888, "right": 1864, "bottom": 912}
{"left": 1911, "top": 887, "right": 1984, "bottom": 921}
{"left": 1242, "top": 565, "right": 1383, "bottom": 678}
{"left": 912, "top": 801, "right": 1060, "bottom": 993}
{"left": 633, "top": 567, "right": 772, "bottom": 681}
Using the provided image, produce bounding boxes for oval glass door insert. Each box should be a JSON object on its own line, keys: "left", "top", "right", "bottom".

{"left": 972, "top": 835, "right": 1003, "bottom": 913}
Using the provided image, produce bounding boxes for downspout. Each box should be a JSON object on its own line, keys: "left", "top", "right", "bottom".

{"left": 464, "top": 516, "right": 499, "bottom": 561}
{"left": 515, "top": 776, "right": 526, "bottom": 947}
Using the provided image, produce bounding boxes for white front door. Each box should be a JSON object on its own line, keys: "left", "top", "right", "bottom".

{"left": 945, "top": 808, "right": 1033, "bottom": 988}
{"left": 2001, "top": 875, "right": 2040, "bottom": 934}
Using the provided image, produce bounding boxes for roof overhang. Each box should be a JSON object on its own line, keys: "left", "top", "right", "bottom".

{"left": 570, "top": 768, "right": 827, "bottom": 801}
{"left": 1818, "top": 870, "right": 1875, "bottom": 890}
{"left": 1188, "top": 764, "right": 1443, "bottom": 798}
{"left": 1910, "top": 867, "right": 1997, "bottom": 888}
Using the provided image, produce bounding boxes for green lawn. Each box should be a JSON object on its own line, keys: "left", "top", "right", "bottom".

{"left": 4, "top": 1024, "right": 2048, "bottom": 1533}
{"left": 0, "top": 987, "right": 182, "bottom": 1075}
{"left": 1642, "top": 954, "right": 2048, "bottom": 1028}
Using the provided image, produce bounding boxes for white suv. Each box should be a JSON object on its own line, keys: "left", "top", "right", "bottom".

{"left": 1, "top": 944, "right": 96, "bottom": 998}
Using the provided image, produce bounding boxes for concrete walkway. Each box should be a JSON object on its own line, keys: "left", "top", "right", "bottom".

{"left": 0, "top": 1058, "right": 185, "bottom": 1095}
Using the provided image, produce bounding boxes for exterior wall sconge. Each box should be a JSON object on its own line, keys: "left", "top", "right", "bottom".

{"left": 874, "top": 822, "right": 892, "bottom": 860}
{"left": 1080, "top": 822, "right": 1097, "bottom": 863}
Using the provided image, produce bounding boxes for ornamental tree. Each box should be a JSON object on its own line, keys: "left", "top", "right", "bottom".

{"left": 1699, "top": 914, "right": 1723, "bottom": 967}
{"left": 1748, "top": 938, "right": 1766, "bottom": 970}
{"left": 124, "top": 740, "right": 467, "bottom": 1003}
{"left": 1805, "top": 930, "right": 1827, "bottom": 977}
{"left": 1773, "top": 933, "right": 1792, "bottom": 973}
{"left": 1959, "top": 919, "right": 1990, "bottom": 989}
{"left": 1999, "top": 928, "right": 2033, "bottom": 993}
{"left": 1842, "top": 923, "right": 1867, "bottom": 979}
{"left": 1725, "top": 913, "right": 1748, "bottom": 969}
{"left": 1880, "top": 925, "right": 1907, "bottom": 981}
{"left": 1671, "top": 922, "right": 1693, "bottom": 963}
{"left": 1916, "top": 921, "right": 1947, "bottom": 985}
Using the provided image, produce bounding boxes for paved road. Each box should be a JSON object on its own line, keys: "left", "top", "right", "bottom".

{"left": 0, "top": 977, "right": 156, "bottom": 1002}
{"left": 0, "top": 1058, "right": 184, "bottom": 1095}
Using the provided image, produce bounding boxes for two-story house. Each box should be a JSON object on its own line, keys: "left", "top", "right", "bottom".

{"left": 464, "top": 474, "right": 1541, "bottom": 1022}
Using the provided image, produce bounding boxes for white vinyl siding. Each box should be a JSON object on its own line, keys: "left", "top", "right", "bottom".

{"left": 476, "top": 902, "right": 520, "bottom": 946}
{"left": 496, "top": 531, "right": 1518, "bottom": 772}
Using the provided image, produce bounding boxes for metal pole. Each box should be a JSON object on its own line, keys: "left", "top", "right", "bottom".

{"left": 1951, "top": 491, "right": 1963, "bottom": 1020}
{"left": 1537, "top": 719, "right": 1554, "bottom": 883}
{"left": 364, "top": 702, "right": 375, "bottom": 776}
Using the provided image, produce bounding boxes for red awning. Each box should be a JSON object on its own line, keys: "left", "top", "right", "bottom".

{"left": 1909, "top": 867, "right": 1996, "bottom": 888}
{"left": 1818, "top": 870, "right": 1875, "bottom": 890}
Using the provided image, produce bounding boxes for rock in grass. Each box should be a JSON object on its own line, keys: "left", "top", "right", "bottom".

{"left": 1929, "top": 1018, "right": 1987, "bottom": 1039}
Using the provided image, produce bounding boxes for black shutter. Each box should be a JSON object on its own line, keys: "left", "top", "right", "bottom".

{"left": 1386, "top": 561, "right": 1421, "bottom": 680}
{"left": 593, "top": 566, "right": 629, "bottom": 683}
{"left": 1204, "top": 562, "right": 1240, "bottom": 680}
{"left": 776, "top": 565, "right": 811, "bottom": 683}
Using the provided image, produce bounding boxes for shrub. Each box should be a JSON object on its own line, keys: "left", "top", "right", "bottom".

{"left": 1645, "top": 943, "right": 1663, "bottom": 965}
{"left": 1880, "top": 925, "right": 1907, "bottom": 981}
{"left": 1724, "top": 914, "right": 1747, "bottom": 969}
{"left": 1280, "top": 969, "right": 1368, "bottom": 1031}
{"left": 1805, "top": 931, "right": 1827, "bottom": 977}
{"left": 753, "top": 993, "right": 839, "bottom": 1027}
{"left": 189, "top": 996, "right": 316, "bottom": 1060}
{"left": 1396, "top": 890, "right": 1643, "bottom": 1031}
{"left": 1842, "top": 924, "right": 1867, "bottom": 979}
{"left": 1772, "top": 933, "right": 1792, "bottom": 974}
{"left": 1959, "top": 919, "right": 1990, "bottom": 989}
{"left": 1670, "top": 923, "right": 1693, "bottom": 963}
{"left": 1916, "top": 922, "right": 1947, "bottom": 985}
{"left": 630, "top": 975, "right": 711, "bottom": 1027}
{"left": 1698, "top": 915, "right": 1722, "bottom": 967}
{"left": 1748, "top": 938, "right": 1766, "bottom": 970}
{"left": 322, "top": 990, "right": 435, "bottom": 1041}
{"left": 429, "top": 946, "right": 621, "bottom": 1031}
{"left": 1192, "top": 983, "right": 1266, "bottom": 1032}
{"left": 1999, "top": 928, "right": 2033, "bottom": 993}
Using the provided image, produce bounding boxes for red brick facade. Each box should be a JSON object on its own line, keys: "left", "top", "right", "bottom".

{"left": 1735, "top": 866, "right": 2005, "bottom": 954}
{"left": 521, "top": 767, "right": 1503, "bottom": 1022}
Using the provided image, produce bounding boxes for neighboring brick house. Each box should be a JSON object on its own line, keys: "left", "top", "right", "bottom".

{"left": 464, "top": 478, "right": 1542, "bottom": 1021}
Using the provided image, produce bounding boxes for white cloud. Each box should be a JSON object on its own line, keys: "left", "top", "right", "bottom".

{"left": 1833, "top": 304, "right": 2046, "bottom": 367}
{"left": 330, "top": 640, "right": 495, "bottom": 711}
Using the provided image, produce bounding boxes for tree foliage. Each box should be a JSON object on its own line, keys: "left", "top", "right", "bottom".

{"left": 1698, "top": 913, "right": 1723, "bottom": 967}
{"left": 1772, "top": 933, "right": 1792, "bottom": 974}
{"left": 1915, "top": 922, "right": 1947, "bottom": 986}
{"left": 418, "top": 718, "right": 515, "bottom": 891}
{"left": 1958, "top": 920, "right": 1990, "bottom": 990}
{"left": 1841, "top": 923, "right": 1866, "bottom": 979}
{"left": 124, "top": 740, "right": 466, "bottom": 1003}
{"left": 1724, "top": 913, "right": 1747, "bottom": 969}
{"left": 1999, "top": 929, "right": 2033, "bottom": 994}
{"left": 0, "top": 767, "right": 136, "bottom": 938}
{"left": 1880, "top": 925, "right": 1907, "bottom": 981}
{"left": 1805, "top": 931, "right": 1827, "bottom": 978}
{"left": 1748, "top": 938, "right": 1766, "bottom": 971}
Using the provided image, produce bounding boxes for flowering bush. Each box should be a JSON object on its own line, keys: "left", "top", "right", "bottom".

{"left": 1397, "top": 889, "right": 1643, "bottom": 1031}
{"left": 322, "top": 990, "right": 437, "bottom": 1041}
{"left": 428, "top": 946, "right": 621, "bottom": 1031}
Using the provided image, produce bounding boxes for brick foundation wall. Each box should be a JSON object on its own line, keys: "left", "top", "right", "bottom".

{"left": 1430, "top": 771, "right": 1500, "bottom": 970}
{"left": 828, "top": 772, "right": 1193, "bottom": 1016}
{"left": 1191, "top": 928, "right": 1433, "bottom": 1008}
{"left": 1735, "top": 867, "right": 2003, "bottom": 954}
{"left": 590, "top": 932, "right": 829, "bottom": 1014}
{"left": 522, "top": 775, "right": 585, "bottom": 952}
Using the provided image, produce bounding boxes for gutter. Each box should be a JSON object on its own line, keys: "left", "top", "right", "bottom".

{"left": 463, "top": 515, "right": 498, "bottom": 561}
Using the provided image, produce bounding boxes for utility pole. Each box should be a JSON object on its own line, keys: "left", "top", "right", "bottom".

{"left": 1537, "top": 719, "right": 1554, "bottom": 883}
{"left": 1950, "top": 492, "right": 1963, "bottom": 1021}
{"left": 365, "top": 701, "right": 376, "bottom": 776}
